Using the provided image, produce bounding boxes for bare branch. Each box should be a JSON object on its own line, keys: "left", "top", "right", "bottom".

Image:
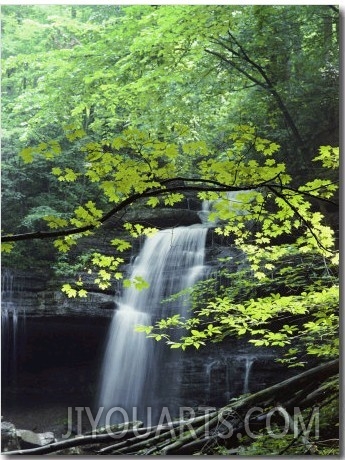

{"left": 205, "top": 48, "right": 264, "bottom": 87}
{"left": 206, "top": 32, "right": 305, "bottom": 147}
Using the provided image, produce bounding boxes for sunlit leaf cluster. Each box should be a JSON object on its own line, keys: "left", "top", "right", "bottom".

{"left": 140, "top": 247, "right": 338, "bottom": 362}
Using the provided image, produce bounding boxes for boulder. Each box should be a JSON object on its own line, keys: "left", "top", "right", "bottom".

{"left": 16, "top": 429, "right": 55, "bottom": 448}
{"left": 1, "top": 421, "right": 20, "bottom": 452}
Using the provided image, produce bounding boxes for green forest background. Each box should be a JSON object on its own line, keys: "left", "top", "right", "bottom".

{"left": 1, "top": 5, "right": 339, "bottom": 455}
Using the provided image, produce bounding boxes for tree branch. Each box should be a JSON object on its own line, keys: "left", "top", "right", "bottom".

{"left": 267, "top": 185, "right": 334, "bottom": 253}
{"left": 2, "top": 176, "right": 337, "bottom": 250}
{"left": 205, "top": 48, "right": 264, "bottom": 88}
{"left": 0, "top": 179, "right": 254, "bottom": 243}
{"left": 206, "top": 32, "right": 305, "bottom": 148}
{"left": 269, "top": 183, "right": 338, "bottom": 208}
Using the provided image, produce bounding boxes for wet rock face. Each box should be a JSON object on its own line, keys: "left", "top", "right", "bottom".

{"left": 155, "top": 342, "right": 296, "bottom": 417}
{"left": 1, "top": 316, "right": 295, "bottom": 433}
{"left": 2, "top": 316, "right": 109, "bottom": 393}
{"left": 1, "top": 206, "right": 296, "bottom": 432}
{"left": 1, "top": 269, "right": 119, "bottom": 318}
{"left": 1, "top": 201, "right": 204, "bottom": 318}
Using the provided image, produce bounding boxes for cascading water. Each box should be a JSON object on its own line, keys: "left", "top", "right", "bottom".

{"left": 97, "top": 222, "right": 209, "bottom": 425}
{"left": 242, "top": 356, "right": 255, "bottom": 394}
{"left": 203, "top": 354, "right": 256, "bottom": 404}
{"left": 205, "top": 360, "right": 222, "bottom": 400}
{"left": 1, "top": 269, "right": 25, "bottom": 387}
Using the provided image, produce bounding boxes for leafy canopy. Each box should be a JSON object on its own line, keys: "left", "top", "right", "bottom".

{"left": 1, "top": 5, "right": 338, "bottom": 364}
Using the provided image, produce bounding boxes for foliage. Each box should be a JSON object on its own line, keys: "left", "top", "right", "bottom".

{"left": 1, "top": 5, "right": 339, "bottom": 365}
{"left": 132, "top": 140, "right": 338, "bottom": 363}
{"left": 136, "top": 245, "right": 338, "bottom": 363}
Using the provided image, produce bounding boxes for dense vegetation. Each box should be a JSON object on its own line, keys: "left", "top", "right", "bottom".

{"left": 1, "top": 5, "right": 339, "bottom": 455}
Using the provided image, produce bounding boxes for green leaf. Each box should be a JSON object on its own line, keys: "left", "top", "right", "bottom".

{"left": 147, "top": 196, "right": 160, "bottom": 208}
{"left": 61, "top": 283, "right": 77, "bottom": 298}
{"left": 1, "top": 241, "right": 15, "bottom": 253}
{"left": 20, "top": 147, "right": 34, "bottom": 163}
{"left": 78, "top": 289, "right": 88, "bottom": 298}
{"left": 164, "top": 193, "right": 184, "bottom": 206}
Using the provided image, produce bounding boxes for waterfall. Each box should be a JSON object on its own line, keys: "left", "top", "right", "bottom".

{"left": 2, "top": 269, "right": 14, "bottom": 299}
{"left": 198, "top": 200, "right": 213, "bottom": 225}
{"left": 203, "top": 354, "right": 256, "bottom": 404}
{"left": 1, "top": 269, "right": 25, "bottom": 387}
{"left": 97, "top": 223, "right": 209, "bottom": 425}
{"left": 243, "top": 356, "right": 255, "bottom": 394}
{"left": 205, "top": 360, "right": 221, "bottom": 400}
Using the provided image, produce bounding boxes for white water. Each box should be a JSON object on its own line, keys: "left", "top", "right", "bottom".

{"left": 204, "top": 354, "right": 256, "bottom": 403}
{"left": 243, "top": 356, "right": 255, "bottom": 394}
{"left": 1, "top": 269, "right": 24, "bottom": 386}
{"left": 98, "top": 224, "right": 209, "bottom": 424}
{"left": 205, "top": 359, "right": 222, "bottom": 400}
